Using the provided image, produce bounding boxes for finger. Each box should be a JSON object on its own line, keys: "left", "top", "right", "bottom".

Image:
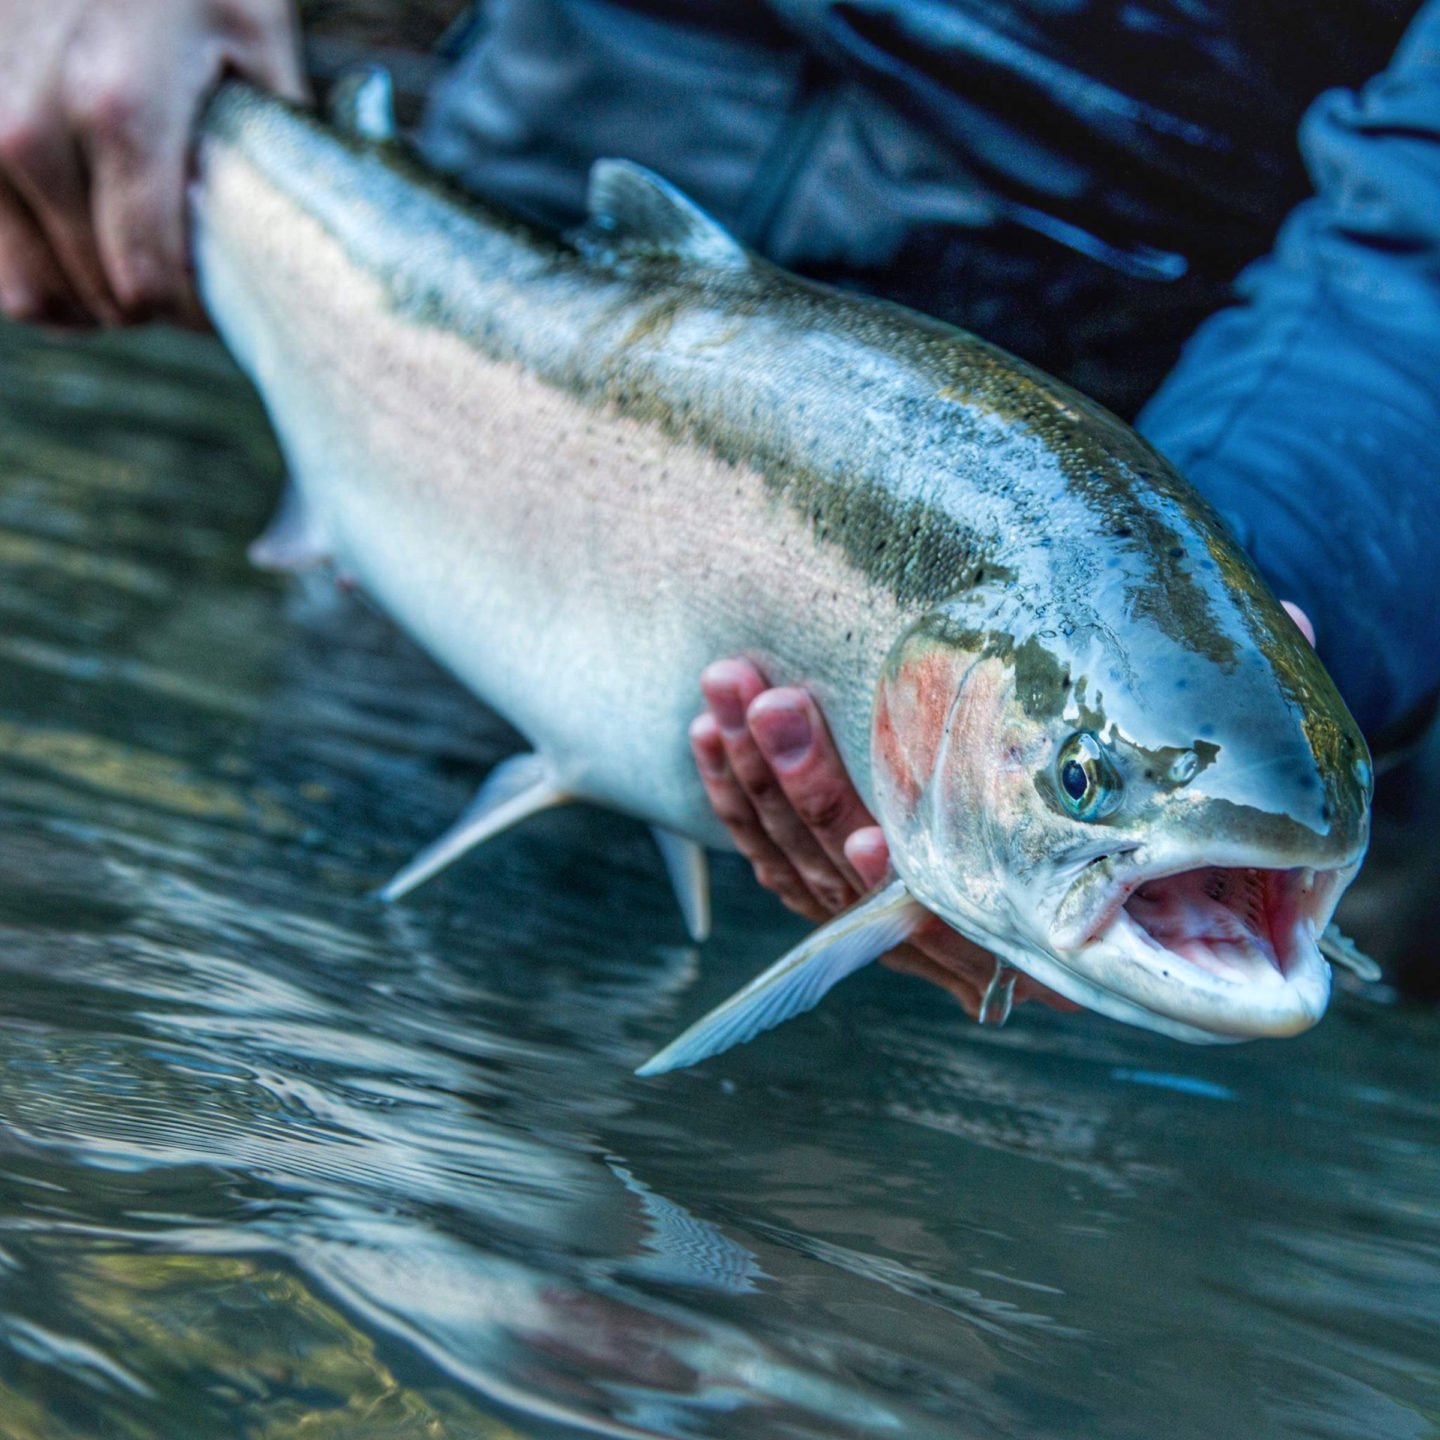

{"left": 1281, "top": 601, "right": 1316, "bottom": 649}
{"left": 702, "top": 662, "right": 858, "bottom": 915}
{"left": 881, "top": 921, "right": 1002, "bottom": 1020}
{"left": 850, "top": 817, "right": 1003, "bottom": 1013}
{"left": 85, "top": 79, "right": 204, "bottom": 321}
{"left": 748, "top": 687, "right": 875, "bottom": 885}
{"left": 843, "top": 826, "right": 891, "bottom": 892}
{"left": 908, "top": 916, "right": 1000, "bottom": 990}
{"left": 880, "top": 944, "right": 984, "bottom": 1018}
{"left": 0, "top": 172, "right": 87, "bottom": 325}
{"left": 1020, "top": 978, "right": 1082, "bottom": 1012}
{"left": 690, "top": 711, "right": 828, "bottom": 923}
{"left": 0, "top": 112, "right": 119, "bottom": 324}
{"left": 227, "top": 0, "right": 312, "bottom": 106}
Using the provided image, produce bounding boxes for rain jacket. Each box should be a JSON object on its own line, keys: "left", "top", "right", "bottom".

{"left": 417, "top": 0, "right": 1440, "bottom": 739}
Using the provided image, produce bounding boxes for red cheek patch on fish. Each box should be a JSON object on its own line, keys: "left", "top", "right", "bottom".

{"left": 873, "top": 644, "right": 968, "bottom": 813}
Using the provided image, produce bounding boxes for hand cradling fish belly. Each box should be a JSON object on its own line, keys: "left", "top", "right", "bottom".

{"left": 191, "top": 71, "right": 1375, "bottom": 1077}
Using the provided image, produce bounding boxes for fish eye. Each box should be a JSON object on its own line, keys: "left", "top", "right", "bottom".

{"left": 1055, "top": 732, "right": 1123, "bottom": 821}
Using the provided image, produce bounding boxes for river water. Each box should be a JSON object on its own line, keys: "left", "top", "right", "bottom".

{"left": 0, "top": 321, "right": 1435, "bottom": 1439}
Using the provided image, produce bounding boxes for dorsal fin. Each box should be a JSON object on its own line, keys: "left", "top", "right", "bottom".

{"left": 328, "top": 66, "right": 399, "bottom": 145}
{"left": 575, "top": 160, "right": 749, "bottom": 270}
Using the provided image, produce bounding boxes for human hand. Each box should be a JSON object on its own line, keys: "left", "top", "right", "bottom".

{"left": 690, "top": 657, "right": 1072, "bottom": 1018}
{"left": 0, "top": 0, "right": 306, "bottom": 329}
{"left": 1281, "top": 601, "right": 1315, "bottom": 647}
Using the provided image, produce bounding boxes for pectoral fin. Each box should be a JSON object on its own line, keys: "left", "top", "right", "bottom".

{"left": 1319, "top": 924, "right": 1382, "bottom": 982}
{"left": 377, "top": 754, "right": 568, "bottom": 903}
{"left": 636, "top": 879, "right": 927, "bottom": 1076}
{"left": 651, "top": 828, "right": 710, "bottom": 942}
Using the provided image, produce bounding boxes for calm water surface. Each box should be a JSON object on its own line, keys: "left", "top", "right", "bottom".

{"left": 0, "top": 323, "right": 1435, "bottom": 1439}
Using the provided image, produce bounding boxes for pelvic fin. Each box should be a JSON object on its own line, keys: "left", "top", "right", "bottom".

{"left": 377, "top": 753, "right": 568, "bottom": 903}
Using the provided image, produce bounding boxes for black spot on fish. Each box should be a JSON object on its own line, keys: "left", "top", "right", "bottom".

{"left": 1014, "top": 635, "right": 1074, "bottom": 722}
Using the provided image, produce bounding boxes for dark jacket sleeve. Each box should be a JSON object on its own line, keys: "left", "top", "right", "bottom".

{"left": 1136, "top": 1, "right": 1440, "bottom": 740}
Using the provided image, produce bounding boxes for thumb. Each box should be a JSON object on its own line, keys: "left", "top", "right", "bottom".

{"left": 1281, "top": 601, "right": 1316, "bottom": 648}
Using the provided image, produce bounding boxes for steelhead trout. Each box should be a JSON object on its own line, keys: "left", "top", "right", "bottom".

{"left": 193, "top": 76, "right": 1373, "bottom": 1074}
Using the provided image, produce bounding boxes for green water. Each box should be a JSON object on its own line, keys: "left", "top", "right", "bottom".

{"left": 0, "top": 322, "right": 1435, "bottom": 1439}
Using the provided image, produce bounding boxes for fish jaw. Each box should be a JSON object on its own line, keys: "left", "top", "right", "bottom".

{"left": 1000, "top": 846, "right": 1361, "bottom": 1041}
{"left": 871, "top": 613, "right": 1368, "bottom": 1043}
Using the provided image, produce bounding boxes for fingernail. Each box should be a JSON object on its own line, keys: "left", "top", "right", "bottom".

{"left": 0, "top": 286, "right": 40, "bottom": 323}
{"left": 1281, "top": 600, "right": 1316, "bottom": 647}
{"left": 708, "top": 682, "right": 747, "bottom": 737}
{"left": 751, "top": 694, "right": 813, "bottom": 770}
{"left": 844, "top": 827, "right": 888, "bottom": 877}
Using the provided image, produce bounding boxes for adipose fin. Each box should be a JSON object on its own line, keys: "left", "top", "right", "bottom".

{"left": 328, "top": 66, "right": 399, "bottom": 145}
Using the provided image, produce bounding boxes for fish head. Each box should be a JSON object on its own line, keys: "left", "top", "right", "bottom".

{"left": 871, "top": 574, "right": 1372, "bottom": 1042}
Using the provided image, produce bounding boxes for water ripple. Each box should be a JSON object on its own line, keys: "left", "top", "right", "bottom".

{"left": 0, "top": 321, "right": 1435, "bottom": 1440}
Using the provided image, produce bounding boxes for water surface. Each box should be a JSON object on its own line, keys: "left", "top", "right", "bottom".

{"left": 0, "top": 322, "right": 1436, "bottom": 1439}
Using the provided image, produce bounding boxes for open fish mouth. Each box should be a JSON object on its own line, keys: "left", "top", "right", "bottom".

{"left": 1042, "top": 859, "right": 1352, "bottom": 1041}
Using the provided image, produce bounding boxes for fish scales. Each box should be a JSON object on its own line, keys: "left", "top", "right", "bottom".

{"left": 194, "top": 82, "right": 1371, "bottom": 1065}
{"left": 198, "top": 90, "right": 1019, "bottom": 818}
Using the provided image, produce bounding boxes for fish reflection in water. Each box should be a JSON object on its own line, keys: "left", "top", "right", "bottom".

{"left": 0, "top": 321, "right": 1436, "bottom": 1440}
{"left": 0, "top": 832, "right": 1001, "bottom": 1438}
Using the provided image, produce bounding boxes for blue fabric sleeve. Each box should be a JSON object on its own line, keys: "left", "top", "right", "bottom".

{"left": 1137, "top": 1, "right": 1440, "bottom": 739}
